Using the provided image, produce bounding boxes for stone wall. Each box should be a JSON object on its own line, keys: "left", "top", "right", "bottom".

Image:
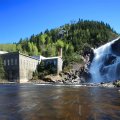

{"left": 19, "top": 53, "right": 39, "bottom": 83}
{"left": 1, "top": 52, "right": 39, "bottom": 83}
{"left": 1, "top": 52, "right": 63, "bottom": 83}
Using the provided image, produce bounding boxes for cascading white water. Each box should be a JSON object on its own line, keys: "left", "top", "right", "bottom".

{"left": 89, "top": 37, "right": 120, "bottom": 83}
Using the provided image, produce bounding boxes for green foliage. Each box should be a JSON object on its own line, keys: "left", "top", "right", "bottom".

{"left": 0, "top": 44, "right": 16, "bottom": 52}
{"left": 1, "top": 20, "right": 118, "bottom": 56}
{"left": 32, "top": 70, "right": 38, "bottom": 80}
{"left": 113, "top": 80, "right": 120, "bottom": 87}
{"left": 36, "top": 62, "right": 49, "bottom": 79}
{"left": 39, "top": 34, "right": 47, "bottom": 45}
{"left": 63, "top": 53, "right": 83, "bottom": 69}
{"left": 16, "top": 44, "right": 22, "bottom": 52}
{"left": 0, "top": 19, "right": 118, "bottom": 71}
{"left": 35, "top": 60, "right": 57, "bottom": 79}
{"left": 45, "top": 44, "right": 57, "bottom": 57}
{"left": 56, "top": 39, "right": 64, "bottom": 49}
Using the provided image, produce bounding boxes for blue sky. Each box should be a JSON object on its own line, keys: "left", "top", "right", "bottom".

{"left": 0, "top": 0, "right": 120, "bottom": 43}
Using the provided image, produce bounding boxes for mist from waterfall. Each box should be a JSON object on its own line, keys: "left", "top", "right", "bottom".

{"left": 89, "top": 37, "right": 120, "bottom": 83}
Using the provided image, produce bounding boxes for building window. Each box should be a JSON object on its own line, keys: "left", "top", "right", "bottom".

{"left": 4, "top": 60, "right": 6, "bottom": 66}
{"left": 8, "top": 59, "right": 10, "bottom": 66}
{"left": 11, "top": 59, "right": 13, "bottom": 65}
{"left": 15, "top": 59, "right": 17, "bottom": 65}
{"left": 54, "top": 60, "right": 57, "bottom": 65}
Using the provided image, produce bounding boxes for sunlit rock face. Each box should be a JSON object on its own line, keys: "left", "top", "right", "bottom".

{"left": 89, "top": 37, "right": 120, "bottom": 83}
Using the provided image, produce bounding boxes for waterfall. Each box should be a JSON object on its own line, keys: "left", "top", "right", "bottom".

{"left": 89, "top": 37, "right": 120, "bottom": 83}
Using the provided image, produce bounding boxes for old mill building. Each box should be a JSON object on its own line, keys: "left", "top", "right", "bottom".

{"left": 0, "top": 49, "right": 63, "bottom": 83}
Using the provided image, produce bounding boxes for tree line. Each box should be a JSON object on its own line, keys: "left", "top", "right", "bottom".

{"left": 0, "top": 19, "right": 118, "bottom": 72}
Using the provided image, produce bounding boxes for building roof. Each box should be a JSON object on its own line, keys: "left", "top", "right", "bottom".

{"left": 42, "top": 56, "right": 61, "bottom": 60}
{"left": 32, "top": 55, "right": 62, "bottom": 61}
{"left": 1, "top": 51, "right": 40, "bottom": 61}
{"left": 0, "top": 51, "right": 62, "bottom": 61}
{"left": 31, "top": 55, "right": 46, "bottom": 60}
{"left": 18, "top": 52, "right": 41, "bottom": 61}
{"left": 0, "top": 51, "right": 8, "bottom": 54}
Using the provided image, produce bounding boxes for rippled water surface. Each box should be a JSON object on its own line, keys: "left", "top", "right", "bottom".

{"left": 0, "top": 84, "right": 120, "bottom": 120}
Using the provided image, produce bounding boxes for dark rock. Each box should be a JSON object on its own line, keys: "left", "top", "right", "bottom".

{"left": 63, "top": 71, "right": 70, "bottom": 75}
{"left": 116, "top": 63, "right": 120, "bottom": 79}
{"left": 103, "top": 54, "right": 116, "bottom": 66}
{"left": 78, "top": 47, "right": 94, "bottom": 82}
{"left": 60, "top": 69, "right": 82, "bottom": 84}
{"left": 59, "top": 72, "right": 63, "bottom": 77}
{"left": 100, "top": 82, "right": 115, "bottom": 87}
{"left": 43, "top": 77, "right": 55, "bottom": 83}
{"left": 79, "top": 65, "right": 91, "bottom": 82}
{"left": 100, "top": 82, "right": 105, "bottom": 84}
{"left": 113, "top": 80, "right": 120, "bottom": 87}
{"left": 83, "top": 47, "right": 94, "bottom": 63}
{"left": 111, "top": 38, "right": 120, "bottom": 56}
{"left": 100, "top": 65, "right": 108, "bottom": 75}
{"left": 99, "top": 54, "right": 117, "bottom": 76}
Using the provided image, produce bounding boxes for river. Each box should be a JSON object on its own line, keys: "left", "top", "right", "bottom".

{"left": 0, "top": 84, "right": 120, "bottom": 120}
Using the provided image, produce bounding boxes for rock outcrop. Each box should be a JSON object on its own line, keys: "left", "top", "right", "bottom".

{"left": 79, "top": 47, "right": 94, "bottom": 82}
{"left": 113, "top": 80, "right": 120, "bottom": 87}
{"left": 111, "top": 38, "right": 120, "bottom": 56}
{"left": 59, "top": 70, "right": 80, "bottom": 84}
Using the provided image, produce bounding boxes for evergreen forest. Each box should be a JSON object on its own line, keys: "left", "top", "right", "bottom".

{"left": 0, "top": 19, "right": 119, "bottom": 69}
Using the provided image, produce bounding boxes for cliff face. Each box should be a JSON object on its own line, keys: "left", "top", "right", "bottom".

{"left": 111, "top": 38, "right": 120, "bottom": 56}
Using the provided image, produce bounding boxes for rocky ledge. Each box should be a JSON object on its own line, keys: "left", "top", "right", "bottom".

{"left": 96, "top": 80, "right": 120, "bottom": 87}
{"left": 31, "top": 75, "right": 120, "bottom": 88}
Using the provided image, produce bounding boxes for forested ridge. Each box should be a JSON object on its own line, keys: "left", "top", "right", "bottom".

{"left": 0, "top": 19, "right": 119, "bottom": 67}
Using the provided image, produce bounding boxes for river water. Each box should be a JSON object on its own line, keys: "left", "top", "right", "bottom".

{"left": 0, "top": 84, "right": 120, "bottom": 120}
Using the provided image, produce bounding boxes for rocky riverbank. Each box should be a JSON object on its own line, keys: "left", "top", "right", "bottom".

{"left": 1, "top": 77, "right": 120, "bottom": 88}
{"left": 30, "top": 46, "right": 120, "bottom": 87}
{"left": 30, "top": 74, "right": 120, "bottom": 88}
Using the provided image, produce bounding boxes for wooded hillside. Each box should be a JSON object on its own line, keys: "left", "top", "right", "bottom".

{"left": 0, "top": 19, "right": 118, "bottom": 68}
